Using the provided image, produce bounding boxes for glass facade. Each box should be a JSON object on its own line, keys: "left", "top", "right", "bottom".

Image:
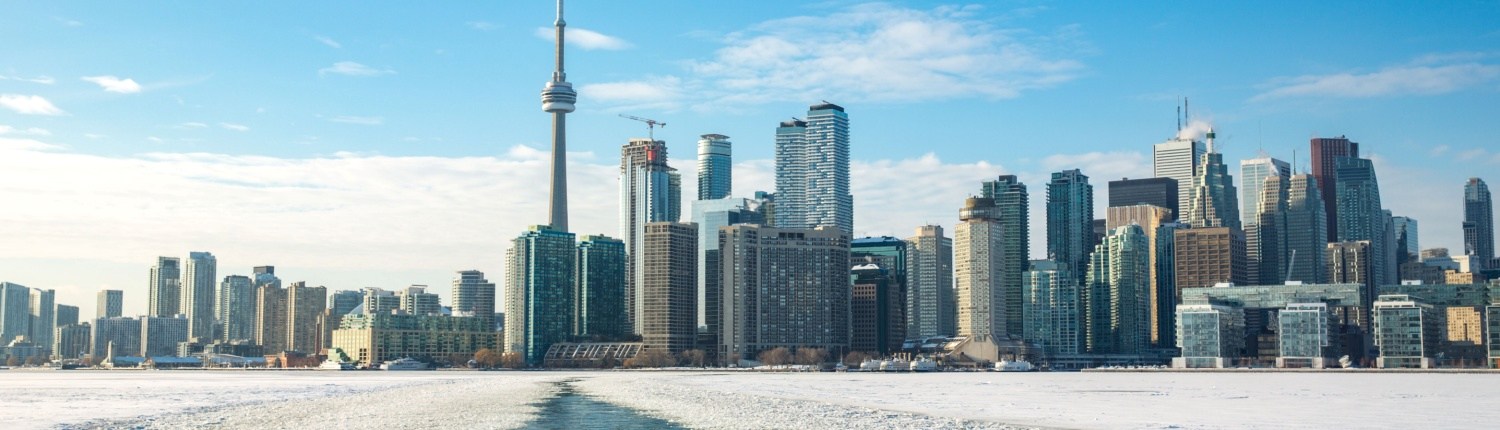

{"left": 774, "top": 103, "right": 852, "bottom": 235}
{"left": 1174, "top": 301, "right": 1244, "bottom": 368}
{"left": 1278, "top": 303, "right": 1330, "bottom": 360}
{"left": 576, "top": 236, "right": 627, "bottom": 339}
{"left": 696, "top": 134, "right": 732, "bottom": 201}
{"left": 504, "top": 225, "right": 577, "bottom": 366}
{"left": 1022, "top": 260, "right": 1079, "bottom": 359}
{"left": 1487, "top": 304, "right": 1500, "bottom": 368}
{"left": 1048, "top": 169, "right": 1093, "bottom": 286}
{"left": 1373, "top": 294, "right": 1442, "bottom": 368}
{"left": 982, "top": 175, "right": 1029, "bottom": 338}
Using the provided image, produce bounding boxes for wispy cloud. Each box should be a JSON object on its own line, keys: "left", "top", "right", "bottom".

{"left": 533, "top": 27, "right": 632, "bottom": 50}
{"left": 82, "top": 75, "right": 143, "bottom": 93}
{"left": 1252, "top": 53, "right": 1500, "bottom": 101}
{"left": 174, "top": 122, "right": 209, "bottom": 129}
{"left": 0, "top": 75, "right": 56, "bottom": 84}
{"left": 219, "top": 122, "right": 250, "bottom": 132}
{"left": 328, "top": 115, "right": 384, "bottom": 125}
{"left": 0, "top": 125, "right": 52, "bottom": 136}
{"left": 579, "top": 76, "right": 684, "bottom": 111}
{"left": 1042, "top": 151, "right": 1150, "bottom": 180}
{"left": 467, "top": 21, "right": 498, "bottom": 31}
{"left": 0, "top": 94, "right": 66, "bottom": 115}
{"left": 314, "top": 35, "right": 342, "bottom": 49}
{"left": 318, "top": 61, "right": 395, "bottom": 77}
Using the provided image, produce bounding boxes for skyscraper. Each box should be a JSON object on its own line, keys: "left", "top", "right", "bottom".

{"left": 452, "top": 270, "right": 497, "bottom": 330}
{"left": 28, "top": 289, "right": 54, "bottom": 353}
{"left": 1249, "top": 174, "right": 1289, "bottom": 286}
{"left": 1174, "top": 227, "right": 1248, "bottom": 289}
{"left": 1048, "top": 169, "right": 1093, "bottom": 285}
{"left": 1084, "top": 225, "right": 1151, "bottom": 355}
{"left": 1022, "top": 260, "right": 1080, "bottom": 360}
{"left": 140, "top": 315, "right": 187, "bottom": 357}
{"left": 640, "top": 222, "right": 698, "bottom": 354}
{"left": 621, "top": 138, "right": 681, "bottom": 335}
{"left": 504, "top": 226, "right": 576, "bottom": 366}
{"left": 1464, "top": 178, "right": 1494, "bottom": 265}
{"left": 576, "top": 236, "right": 627, "bottom": 339}
{"left": 1240, "top": 154, "right": 1291, "bottom": 228}
{"left": 398, "top": 285, "right": 440, "bottom": 316}
{"left": 906, "top": 225, "right": 954, "bottom": 338}
{"left": 719, "top": 225, "right": 849, "bottom": 362}
{"left": 217, "top": 275, "right": 255, "bottom": 341}
{"left": 691, "top": 198, "right": 765, "bottom": 340}
{"left": 148, "top": 257, "right": 181, "bottom": 317}
{"left": 286, "top": 282, "right": 326, "bottom": 352}
{"left": 0, "top": 282, "right": 28, "bottom": 344}
{"left": 1153, "top": 137, "right": 1206, "bottom": 218}
{"left": 955, "top": 197, "right": 1005, "bottom": 338}
{"left": 1108, "top": 177, "right": 1179, "bottom": 216}
{"left": 181, "top": 251, "right": 217, "bottom": 339}
{"left": 329, "top": 290, "right": 364, "bottom": 316}
{"left": 96, "top": 290, "right": 122, "bottom": 319}
{"left": 697, "top": 134, "right": 732, "bottom": 201}
{"left": 91, "top": 317, "right": 140, "bottom": 360}
{"left": 774, "top": 102, "right": 852, "bottom": 235}
{"left": 982, "top": 175, "right": 1029, "bottom": 337}
{"left": 540, "top": 0, "right": 576, "bottom": 232}
{"left": 1335, "top": 157, "right": 1393, "bottom": 287}
{"left": 1310, "top": 136, "right": 1359, "bottom": 242}
{"left": 1283, "top": 174, "right": 1330, "bottom": 284}
{"left": 1392, "top": 216, "right": 1419, "bottom": 263}
{"left": 1183, "top": 133, "right": 1240, "bottom": 230}
{"left": 55, "top": 304, "right": 78, "bottom": 328}
{"left": 252, "top": 266, "right": 280, "bottom": 288}
{"left": 850, "top": 263, "right": 902, "bottom": 355}
{"left": 255, "top": 283, "right": 287, "bottom": 353}
{"left": 1105, "top": 204, "right": 1174, "bottom": 346}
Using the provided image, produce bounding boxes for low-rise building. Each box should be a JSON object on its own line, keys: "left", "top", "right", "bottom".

{"left": 331, "top": 312, "right": 496, "bottom": 367}
{"left": 1372, "top": 294, "right": 1444, "bottom": 369}
{"left": 1277, "top": 303, "right": 1334, "bottom": 368}
{"left": 1173, "top": 300, "right": 1244, "bottom": 368}
{"left": 1487, "top": 301, "right": 1500, "bottom": 368}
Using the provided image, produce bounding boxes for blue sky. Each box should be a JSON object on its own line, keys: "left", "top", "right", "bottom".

{"left": 2, "top": 1, "right": 1497, "bottom": 316}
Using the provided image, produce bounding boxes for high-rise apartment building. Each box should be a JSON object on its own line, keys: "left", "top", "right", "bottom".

{"left": 504, "top": 226, "right": 576, "bottom": 366}
{"left": 697, "top": 134, "right": 732, "bottom": 201}
{"left": 97, "top": 290, "right": 123, "bottom": 319}
{"left": 1106, "top": 204, "right": 1174, "bottom": 346}
{"left": 1153, "top": 137, "right": 1206, "bottom": 218}
{"left": 330, "top": 290, "right": 364, "bottom": 316}
{"left": 217, "top": 275, "right": 255, "bottom": 341}
{"left": 621, "top": 138, "right": 681, "bottom": 335}
{"left": 982, "top": 175, "right": 1029, "bottom": 337}
{"left": 140, "top": 316, "right": 188, "bottom": 357}
{"left": 1240, "top": 154, "right": 1291, "bottom": 229}
{"left": 641, "top": 222, "right": 698, "bottom": 354}
{"left": 576, "top": 236, "right": 627, "bottom": 339}
{"left": 255, "top": 284, "right": 288, "bottom": 353}
{"left": 452, "top": 270, "right": 496, "bottom": 331}
{"left": 1174, "top": 227, "right": 1248, "bottom": 290}
{"left": 1022, "top": 260, "right": 1080, "bottom": 360}
{"left": 1464, "top": 178, "right": 1494, "bottom": 265}
{"left": 1108, "top": 177, "right": 1178, "bottom": 216}
{"left": 0, "top": 282, "right": 29, "bottom": 344}
{"left": 1048, "top": 169, "right": 1093, "bottom": 285}
{"left": 180, "top": 252, "right": 217, "bottom": 339}
{"left": 1284, "top": 174, "right": 1329, "bottom": 283}
{"left": 1335, "top": 157, "right": 1394, "bottom": 287}
{"left": 691, "top": 198, "right": 766, "bottom": 339}
{"left": 54, "top": 323, "right": 90, "bottom": 360}
{"left": 398, "top": 285, "right": 441, "bottom": 316}
{"left": 774, "top": 103, "right": 852, "bottom": 235}
{"left": 91, "top": 317, "right": 140, "bottom": 360}
{"left": 1310, "top": 136, "right": 1359, "bottom": 241}
{"left": 906, "top": 225, "right": 954, "bottom": 338}
{"left": 55, "top": 304, "right": 78, "bottom": 328}
{"left": 955, "top": 197, "right": 1005, "bottom": 339}
{"left": 719, "top": 225, "right": 849, "bottom": 362}
{"left": 362, "top": 288, "right": 399, "bottom": 316}
{"left": 28, "top": 289, "right": 54, "bottom": 353}
{"left": 148, "top": 257, "right": 181, "bottom": 317}
{"left": 286, "top": 282, "right": 327, "bottom": 353}
{"left": 1085, "top": 225, "right": 1151, "bottom": 355}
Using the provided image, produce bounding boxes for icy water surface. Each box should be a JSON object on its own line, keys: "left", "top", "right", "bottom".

{"left": 523, "top": 380, "right": 685, "bottom": 430}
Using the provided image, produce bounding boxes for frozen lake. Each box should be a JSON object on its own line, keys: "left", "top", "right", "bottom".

{"left": 3, "top": 370, "right": 1497, "bottom": 429}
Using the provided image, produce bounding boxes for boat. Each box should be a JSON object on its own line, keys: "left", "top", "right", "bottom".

{"left": 879, "top": 359, "right": 908, "bottom": 372}
{"left": 995, "top": 360, "right": 1035, "bottom": 372}
{"left": 319, "top": 359, "right": 357, "bottom": 371}
{"left": 379, "top": 357, "right": 428, "bottom": 371}
{"left": 909, "top": 357, "right": 938, "bottom": 372}
{"left": 860, "top": 359, "right": 882, "bottom": 371}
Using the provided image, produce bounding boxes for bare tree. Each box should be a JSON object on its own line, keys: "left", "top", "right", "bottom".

{"left": 795, "top": 348, "right": 828, "bottom": 366}
{"left": 758, "top": 347, "right": 792, "bottom": 367}
{"left": 498, "top": 352, "right": 525, "bottom": 369}
{"left": 5, "top": 356, "right": 19, "bottom": 367}
{"left": 680, "top": 349, "right": 707, "bottom": 368}
{"left": 474, "top": 348, "right": 503, "bottom": 368}
{"left": 625, "top": 349, "right": 676, "bottom": 368}
{"left": 726, "top": 352, "right": 743, "bottom": 367}
{"left": 844, "top": 351, "right": 872, "bottom": 366}
{"left": 25, "top": 355, "right": 42, "bottom": 366}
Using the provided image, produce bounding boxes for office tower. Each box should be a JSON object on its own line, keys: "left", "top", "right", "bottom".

{"left": 148, "top": 257, "right": 181, "bottom": 317}
{"left": 91, "top": 317, "right": 140, "bottom": 360}
{"left": 139, "top": 316, "right": 188, "bottom": 357}
{"left": 452, "top": 270, "right": 497, "bottom": 331}
{"left": 540, "top": 0, "right": 575, "bottom": 232}
{"left": 1093, "top": 219, "right": 1107, "bottom": 249}
{"left": 719, "top": 225, "right": 849, "bottom": 361}
{"left": 363, "top": 288, "right": 399, "bottom": 316}
{"left": 576, "top": 236, "right": 627, "bottom": 339}
{"left": 1106, "top": 204, "right": 1174, "bottom": 346}
{"left": 398, "top": 285, "right": 441, "bottom": 316}
{"left": 1154, "top": 222, "right": 1183, "bottom": 348}
{"left": 55, "top": 304, "right": 78, "bottom": 328}
{"left": 1310, "top": 136, "right": 1359, "bottom": 241}
{"left": 774, "top": 102, "right": 853, "bottom": 235}
{"left": 180, "top": 251, "right": 217, "bottom": 339}
{"left": 982, "top": 175, "right": 1029, "bottom": 337}
{"left": 1174, "top": 227, "right": 1248, "bottom": 289}
{"left": 955, "top": 198, "right": 1005, "bottom": 338}
{"left": 906, "top": 225, "right": 954, "bottom": 338}
{"left": 255, "top": 284, "right": 287, "bottom": 353}
{"left": 96, "top": 290, "right": 123, "bottom": 319}
{"left": 621, "top": 138, "right": 681, "bottom": 334}
{"left": 1048, "top": 169, "right": 1094, "bottom": 285}
{"left": 752, "top": 191, "right": 776, "bottom": 227}
{"left": 1392, "top": 216, "right": 1419, "bottom": 263}
{"left": 1249, "top": 174, "right": 1289, "bottom": 286}
{"left": 330, "top": 290, "right": 364, "bottom": 316}
{"left": 691, "top": 198, "right": 766, "bottom": 341}
{"left": 1335, "top": 157, "right": 1393, "bottom": 286}
{"left": 641, "top": 222, "right": 698, "bottom": 354}
{"left": 1085, "top": 225, "right": 1151, "bottom": 355}
{"left": 851, "top": 264, "right": 902, "bottom": 355}
{"left": 0, "top": 282, "right": 29, "bottom": 344}
{"left": 1023, "top": 260, "right": 1080, "bottom": 360}
{"left": 697, "top": 134, "right": 732, "bottom": 200}
{"left": 54, "top": 323, "right": 90, "bottom": 360}
{"left": 28, "top": 289, "right": 54, "bottom": 352}
{"left": 1282, "top": 174, "right": 1330, "bottom": 283}
{"left": 1183, "top": 133, "right": 1240, "bottom": 230}
{"left": 285, "top": 282, "right": 327, "bottom": 353}
{"left": 1108, "top": 177, "right": 1178, "bottom": 215}
{"left": 217, "top": 275, "right": 255, "bottom": 341}
{"left": 1465, "top": 178, "right": 1494, "bottom": 265}
{"left": 504, "top": 226, "right": 576, "bottom": 366}
{"left": 1153, "top": 137, "right": 1206, "bottom": 218}
{"left": 1240, "top": 154, "right": 1291, "bottom": 228}
{"left": 1327, "top": 241, "right": 1374, "bottom": 289}
{"left": 252, "top": 266, "right": 280, "bottom": 288}
{"left": 851, "top": 236, "right": 907, "bottom": 351}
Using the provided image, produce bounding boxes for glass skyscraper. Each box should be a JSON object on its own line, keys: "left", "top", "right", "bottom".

{"left": 982, "top": 175, "right": 1028, "bottom": 337}
{"left": 1152, "top": 137, "right": 1205, "bottom": 218}
{"left": 1085, "top": 225, "right": 1151, "bottom": 355}
{"left": 1310, "top": 136, "right": 1359, "bottom": 242}
{"left": 217, "top": 275, "right": 255, "bottom": 342}
{"left": 504, "top": 225, "right": 576, "bottom": 366}
{"left": 1184, "top": 136, "right": 1241, "bottom": 230}
{"left": 774, "top": 102, "right": 852, "bottom": 235}
{"left": 1335, "top": 157, "right": 1393, "bottom": 287}
{"left": 148, "top": 257, "right": 181, "bottom": 318}
{"left": 1464, "top": 177, "right": 1494, "bottom": 264}
{"left": 696, "top": 134, "right": 731, "bottom": 201}
{"left": 576, "top": 235, "right": 626, "bottom": 340}
{"left": 1047, "top": 169, "right": 1093, "bottom": 285}
{"left": 620, "top": 138, "right": 680, "bottom": 335}
{"left": 1022, "top": 260, "right": 1079, "bottom": 360}
{"left": 1240, "top": 154, "right": 1291, "bottom": 229}
{"left": 181, "top": 251, "right": 217, "bottom": 340}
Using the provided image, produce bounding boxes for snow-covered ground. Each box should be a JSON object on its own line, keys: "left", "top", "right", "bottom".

{"left": 4, "top": 370, "right": 1497, "bottom": 429}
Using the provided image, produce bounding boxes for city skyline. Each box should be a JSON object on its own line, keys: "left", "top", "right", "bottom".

{"left": 2, "top": 2, "right": 1498, "bottom": 317}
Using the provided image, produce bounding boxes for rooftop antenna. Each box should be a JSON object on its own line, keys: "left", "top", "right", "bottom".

{"left": 1176, "top": 103, "right": 1182, "bottom": 134}
{"left": 618, "top": 114, "right": 666, "bottom": 140}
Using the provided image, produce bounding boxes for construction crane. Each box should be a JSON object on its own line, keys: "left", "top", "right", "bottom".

{"left": 618, "top": 114, "right": 665, "bottom": 140}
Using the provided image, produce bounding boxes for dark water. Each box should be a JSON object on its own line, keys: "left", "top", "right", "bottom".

{"left": 523, "top": 381, "right": 686, "bottom": 430}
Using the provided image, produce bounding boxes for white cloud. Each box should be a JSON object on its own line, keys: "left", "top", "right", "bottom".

{"left": 318, "top": 61, "right": 395, "bottom": 77}
{"left": 579, "top": 76, "right": 684, "bottom": 111}
{"left": 467, "top": 21, "right": 497, "bottom": 31}
{"left": 0, "top": 94, "right": 65, "bottom": 115}
{"left": 1041, "top": 151, "right": 1150, "bottom": 181}
{"left": 219, "top": 122, "right": 250, "bottom": 132}
{"left": 0, "top": 137, "right": 64, "bottom": 151}
{"left": 0, "top": 75, "right": 56, "bottom": 84}
{"left": 1252, "top": 54, "right": 1500, "bottom": 101}
{"left": 314, "top": 35, "right": 342, "bottom": 48}
{"left": 81, "top": 75, "right": 143, "bottom": 93}
{"left": 175, "top": 122, "right": 209, "bottom": 129}
{"left": 1429, "top": 145, "right": 1450, "bottom": 157}
{"left": 328, "top": 115, "right": 384, "bottom": 125}
{"left": 534, "top": 27, "right": 632, "bottom": 50}
{"left": 0, "top": 125, "right": 51, "bottom": 136}
{"left": 84, "top": 133, "right": 106, "bottom": 139}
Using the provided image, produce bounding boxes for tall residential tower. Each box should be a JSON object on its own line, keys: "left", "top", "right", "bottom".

{"left": 774, "top": 103, "right": 852, "bottom": 235}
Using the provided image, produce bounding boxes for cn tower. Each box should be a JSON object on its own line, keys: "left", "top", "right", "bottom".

{"left": 540, "top": 0, "right": 576, "bottom": 232}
